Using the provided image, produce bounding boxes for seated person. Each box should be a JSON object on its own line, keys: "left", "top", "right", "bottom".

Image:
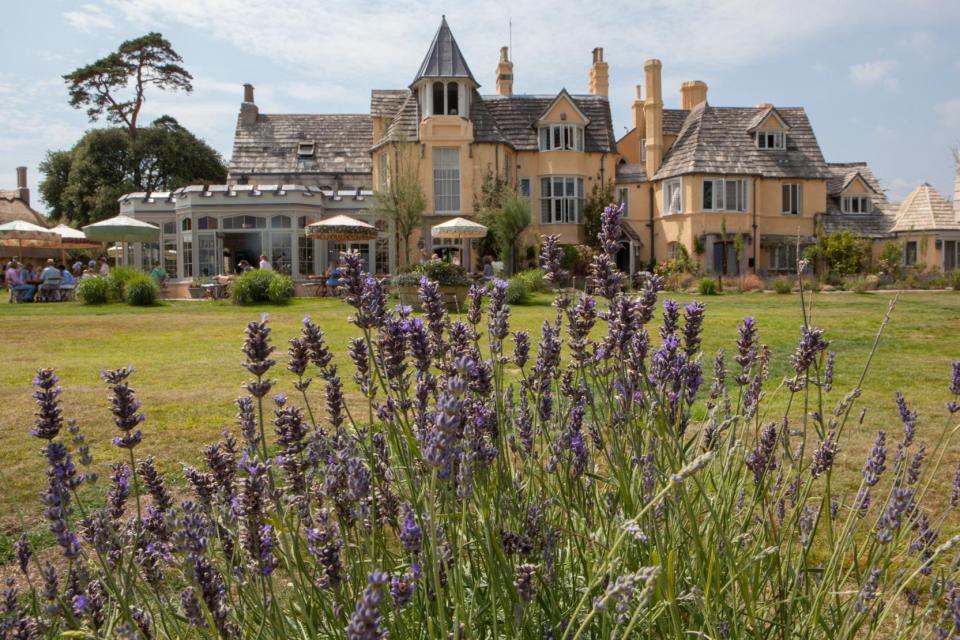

{"left": 325, "top": 260, "right": 341, "bottom": 296}
{"left": 149, "top": 262, "right": 168, "bottom": 286}
{"left": 59, "top": 264, "right": 76, "bottom": 297}
{"left": 81, "top": 267, "right": 96, "bottom": 279}
{"left": 5, "top": 261, "right": 35, "bottom": 301}
{"left": 40, "top": 259, "right": 60, "bottom": 283}
{"left": 237, "top": 260, "right": 253, "bottom": 273}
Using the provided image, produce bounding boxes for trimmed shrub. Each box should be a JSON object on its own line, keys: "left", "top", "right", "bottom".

{"left": 76, "top": 276, "right": 111, "bottom": 305}
{"left": 951, "top": 269, "right": 960, "bottom": 291}
{"left": 232, "top": 269, "right": 277, "bottom": 305}
{"left": 772, "top": 277, "right": 792, "bottom": 294}
{"left": 514, "top": 268, "right": 547, "bottom": 293}
{"left": 124, "top": 274, "right": 159, "bottom": 306}
{"left": 267, "top": 274, "right": 295, "bottom": 304}
{"left": 698, "top": 277, "right": 718, "bottom": 295}
{"left": 107, "top": 266, "right": 141, "bottom": 302}
{"left": 505, "top": 277, "right": 530, "bottom": 305}
{"left": 393, "top": 260, "right": 470, "bottom": 287}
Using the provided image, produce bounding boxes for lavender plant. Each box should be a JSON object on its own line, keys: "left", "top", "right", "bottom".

{"left": 6, "top": 224, "right": 960, "bottom": 640}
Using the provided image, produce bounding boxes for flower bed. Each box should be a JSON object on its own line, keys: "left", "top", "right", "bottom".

{"left": 8, "top": 208, "right": 960, "bottom": 639}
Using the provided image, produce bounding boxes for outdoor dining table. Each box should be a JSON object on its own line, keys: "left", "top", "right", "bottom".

{"left": 201, "top": 282, "right": 230, "bottom": 299}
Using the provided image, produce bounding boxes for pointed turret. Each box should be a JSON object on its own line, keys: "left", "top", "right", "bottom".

{"left": 411, "top": 16, "right": 477, "bottom": 87}
{"left": 412, "top": 16, "right": 477, "bottom": 118}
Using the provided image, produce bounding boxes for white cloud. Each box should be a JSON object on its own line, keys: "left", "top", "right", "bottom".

{"left": 934, "top": 99, "right": 960, "bottom": 129}
{"left": 848, "top": 60, "right": 899, "bottom": 90}
{"left": 63, "top": 4, "right": 115, "bottom": 32}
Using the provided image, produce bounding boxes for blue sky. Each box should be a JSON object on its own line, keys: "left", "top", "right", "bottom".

{"left": 3, "top": 0, "right": 960, "bottom": 213}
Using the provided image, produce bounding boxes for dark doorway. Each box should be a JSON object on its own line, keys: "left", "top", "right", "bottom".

{"left": 223, "top": 233, "right": 262, "bottom": 273}
{"left": 615, "top": 241, "right": 631, "bottom": 273}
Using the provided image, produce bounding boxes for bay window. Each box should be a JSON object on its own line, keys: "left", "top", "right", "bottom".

{"left": 432, "top": 147, "right": 461, "bottom": 212}
{"left": 782, "top": 183, "right": 802, "bottom": 215}
{"left": 538, "top": 124, "right": 584, "bottom": 151}
{"left": 540, "top": 176, "right": 584, "bottom": 224}
{"left": 702, "top": 178, "right": 748, "bottom": 212}
{"left": 663, "top": 178, "right": 683, "bottom": 215}
{"left": 769, "top": 244, "right": 798, "bottom": 272}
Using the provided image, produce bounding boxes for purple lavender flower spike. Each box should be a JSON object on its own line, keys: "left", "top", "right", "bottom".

{"left": 101, "top": 366, "right": 146, "bottom": 449}
{"left": 588, "top": 253, "right": 624, "bottom": 300}
{"left": 895, "top": 392, "right": 917, "bottom": 447}
{"left": 515, "top": 563, "right": 537, "bottom": 603}
{"left": 513, "top": 331, "right": 530, "bottom": 369}
{"left": 811, "top": 431, "right": 839, "bottom": 478}
{"left": 399, "top": 503, "right": 422, "bottom": 555}
{"left": 598, "top": 202, "right": 624, "bottom": 258}
{"left": 488, "top": 278, "right": 511, "bottom": 349}
{"left": 791, "top": 325, "right": 828, "bottom": 377}
{"left": 540, "top": 234, "right": 568, "bottom": 286}
{"left": 347, "top": 571, "right": 389, "bottom": 640}
{"left": 660, "top": 299, "right": 681, "bottom": 339}
{"left": 107, "top": 462, "right": 131, "bottom": 520}
{"left": 823, "top": 351, "right": 835, "bottom": 392}
{"left": 734, "top": 317, "right": 758, "bottom": 384}
{"left": 862, "top": 431, "right": 887, "bottom": 487}
{"left": 302, "top": 316, "right": 334, "bottom": 376}
{"left": 855, "top": 568, "right": 881, "bottom": 613}
{"left": 31, "top": 368, "right": 64, "bottom": 440}
{"left": 951, "top": 462, "right": 960, "bottom": 508}
{"left": 353, "top": 274, "right": 388, "bottom": 329}
{"left": 14, "top": 534, "right": 31, "bottom": 575}
{"left": 467, "top": 283, "right": 485, "bottom": 325}
{"left": 338, "top": 250, "right": 367, "bottom": 308}
{"left": 391, "top": 571, "right": 417, "bottom": 609}
{"left": 682, "top": 301, "right": 706, "bottom": 357}
{"left": 307, "top": 509, "right": 345, "bottom": 589}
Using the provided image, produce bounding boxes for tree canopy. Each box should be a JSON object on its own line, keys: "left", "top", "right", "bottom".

{"left": 64, "top": 32, "right": 193, "bottom": 138}
{"left": 371, "top": 142, "right": 426, "bottom": 268}
{"left": 479, "top": 178, "right": 531, "bottom": 276}
{"left": 40, "top": 118, "right": 226, "bottom": 225}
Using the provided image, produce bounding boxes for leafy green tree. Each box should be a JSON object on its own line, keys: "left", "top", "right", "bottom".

{"left": 474, "top": 172, "right": 509, "bottom": 267}
{"left": 371, "top": 143, "right": 426, "bottom": 267}
{"left": 480, "top": 189, "right": 531, "bottom": 276}
{"left": 583, "top": 181, "right": 615, "bottom": 249}
{"left": 63, "top": 32, "right": 193, "bottom": 138}
{"left": 40, "top": 118, "right": 226, "bottom": 225}
{"left": 820, "top": 231, "right": 871, "bottom": 276}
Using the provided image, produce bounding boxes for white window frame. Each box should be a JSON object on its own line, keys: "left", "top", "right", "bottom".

{"left": 538, "top": 124, "right": 584, "bottom": 151}
{"left": 841, "top": 195, "right": 871, "bottom": 214}
{"left": 432, "top": 147, "right": 461, "bottom": 213}
{"left": 702, "top": 178, "right": 748, "bottom": 212}
{"left": 756, "top": 130, "right": 786, "bottom": 150}
{"left": 663, "top": 178, "right": 683, "bottom": 215}
{"left": 617, "top": 186, "right": 629, "bottom": 217}
{"left": 782, "top": 183, "right": 802, "bottom": 215}
{"left": 539, "top": 176, "right": 584, "bottom": 224}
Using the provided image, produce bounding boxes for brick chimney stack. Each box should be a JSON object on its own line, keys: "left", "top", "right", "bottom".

{"left": 679, "top": 80, "right": 708, "bottom": 110}
{"left": 495, "top": 46, "right": 513, "bottom": 95}
{"left": 240, "top": 83, "right": 259, "bottom": 126}
{"left": 644, "top": 59, "right": 663, "bottom": 180}
{"left": 15, "top": 166, "right": 29, "bottom": 206}
{"left": 588, "top": 47, "right": 609, "bottom": 97}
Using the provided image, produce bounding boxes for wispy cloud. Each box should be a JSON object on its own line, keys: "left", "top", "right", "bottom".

{"left": 63, "top": 4, "right": 115, "bottom": 32}
{"left": 849, "top": 60, "right": 899, "bottom": 90}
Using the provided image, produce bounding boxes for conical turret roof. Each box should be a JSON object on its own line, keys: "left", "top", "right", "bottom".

{"left": 411, "top": 16, "right": 477, "bottom": 87}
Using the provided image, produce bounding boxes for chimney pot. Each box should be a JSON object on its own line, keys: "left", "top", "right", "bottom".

{"left": 495, "top": 46, "right": 514, "bottom": 95}
{"left": 679, "top": 80, "right": 708, "bottom": 110}
{"left": 240, "top": 84, "right": 259, "bottom": 126}
{"left": 588, "top": 47, "right": 609, "bottom": 97}
{"left": 243, "top": 83, "right": 255, "bottom": 103}
{"left": 635, "top": 85, "right": 643, "bottom": 100}
{"left": 16, "top": 166, "right": 27, "bottom": 189}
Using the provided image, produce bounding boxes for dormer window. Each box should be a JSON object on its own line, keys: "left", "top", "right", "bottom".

{"left": 430, "top": 81, "right": 461, "bottom": 115}
{"left": 842, "top": 195, "right": 872, "bottom": 214}
{"left": 297, "top": 142, "right": 315, "bottom": 158}
{"left": 756, "top": 131, "right": 785, "bottom": 150}
{"left": 538, "top": 124, "right": 584, "bottom": 151}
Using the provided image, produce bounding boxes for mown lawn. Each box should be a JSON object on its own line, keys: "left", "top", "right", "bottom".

{"left": 1, "top": 290, "right": 958, "bottom": 558}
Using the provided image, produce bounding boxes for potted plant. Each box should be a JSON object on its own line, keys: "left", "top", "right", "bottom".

{"left": 391, "top": 260, "right": 471, "bottom": 311}
{"left": 188, "top": 277, "right": 206, "bottom": 299}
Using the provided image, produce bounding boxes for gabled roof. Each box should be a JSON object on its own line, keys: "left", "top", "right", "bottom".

{"left": 746, "top": 105, "right": 791, "bottom": 132}
{"left": 411, "top": 17, "right": 477, "bottom": 87}
{"left": 0, "top": 193, "right": 47, "bottom": 227}
{"left": 890, "top": 183, "right": 960, "bottom": 233}
{"left": 826, "top": 162, "right": 883, "bottom": 198}
{"left": 655, "top": 103, "right": 831, "bottom": 180}
{"left": 230, "top": 113, "right": 373, "bottom": 178}
{"left": 371, "top": 90, "right": 616, "bottom": 153}
{"left": 535, "top": 89, "right": 591, "bottom": 126}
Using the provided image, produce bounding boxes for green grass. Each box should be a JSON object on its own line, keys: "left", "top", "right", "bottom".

{"left": 1, "top": 291, "right": 958, "bottom": 554}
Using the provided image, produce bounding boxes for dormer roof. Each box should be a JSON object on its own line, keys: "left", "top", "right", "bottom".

{"left": 411, "top": 16, "right": 478, "bottom": 87}
{"left": 535, "top": 89, "right": 591, "bottom": 127}
{"left": 890, "top": 183, "right": 960, "bottom": 233}
{"left": 746, "top": 105, "right": 792, "bottom": 132}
